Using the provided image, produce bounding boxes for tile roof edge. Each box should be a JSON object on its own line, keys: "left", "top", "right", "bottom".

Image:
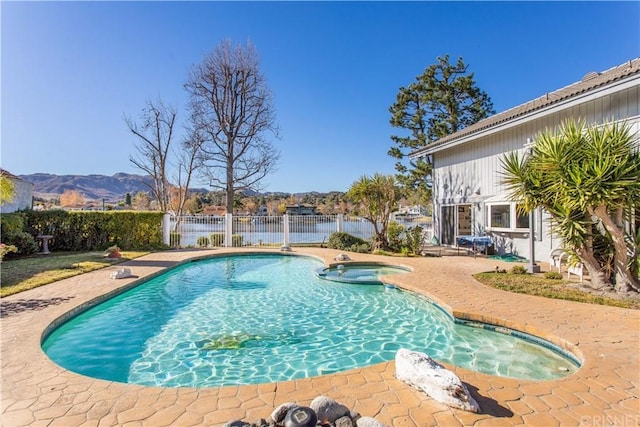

{"left": 410, "top": 58, "right": 640, "bottom": 157}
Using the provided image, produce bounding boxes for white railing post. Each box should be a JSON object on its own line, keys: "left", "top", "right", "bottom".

{"left": 282, "top": 214, "right": 290, "bottom": 248}
{"left": 162, "top": 213, "right": 171, "bottom": 246}
{"left": 337, "top": 214, "right": 344, "bottom": 233}
{"left": 225, "top": 213, "right": 233, "bottom": 247}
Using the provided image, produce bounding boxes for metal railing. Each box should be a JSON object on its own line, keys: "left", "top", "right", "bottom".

{"left": 164, "top": 214, "right": 432, "bottom": 248}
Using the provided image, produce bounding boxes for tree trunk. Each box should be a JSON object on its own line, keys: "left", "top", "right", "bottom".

{"left": 226, "top": 151, "right": 234, "bottom": 214}
{"left": 576, "top": 247, "right": 611, "bottom": 290}
{"left": 590, "top": 205, "right": 640, "bottom": 293}
{"left": 375, "top": 231, "right": 390, "bottom": 252}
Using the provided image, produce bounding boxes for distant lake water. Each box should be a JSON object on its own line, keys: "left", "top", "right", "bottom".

{"left": 172, "top": 216, "right": 430, "bottom": 247}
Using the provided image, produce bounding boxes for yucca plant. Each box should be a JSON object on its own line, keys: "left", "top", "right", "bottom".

{"left": 501, "top": 119, "right": 640, "bottom": 293}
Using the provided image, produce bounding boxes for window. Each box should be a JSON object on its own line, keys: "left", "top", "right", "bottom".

{"left": 516, "top": 205, "right": 530, "bottom": 229}
{"left": 491, "top": 205, "right": 511, "bottom": 229}
{"left": 487, "top": 202, "right": 530, "bottom": 231}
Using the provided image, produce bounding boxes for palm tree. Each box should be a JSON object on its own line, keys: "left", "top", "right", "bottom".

{"left": 347, "top": 173, "right": 400, "bottom": 251}
{"left": 501, "top": 119, "right": 640, "bottom": 293}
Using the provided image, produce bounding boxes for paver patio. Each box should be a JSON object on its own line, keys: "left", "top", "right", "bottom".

{"left": 1, "top": 247, "right": 638, "bottom": 426}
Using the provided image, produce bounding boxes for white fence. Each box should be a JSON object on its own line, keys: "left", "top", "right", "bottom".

{"left": 163, "top": 214, "right": 432, "bottom": 248}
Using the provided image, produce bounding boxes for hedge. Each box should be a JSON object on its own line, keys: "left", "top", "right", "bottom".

{"left": 327, "top": 232, "right": 372, "bottom": 253}
{"left": 0, "top": 210, "right": 165, "bottom": 254}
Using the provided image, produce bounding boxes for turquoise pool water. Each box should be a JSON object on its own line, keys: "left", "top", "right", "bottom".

{"left": 42, "top": 254, "right": 579, "bottom": 387}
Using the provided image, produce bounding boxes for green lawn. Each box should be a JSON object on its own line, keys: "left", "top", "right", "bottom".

{"left": 0, "top": 251, "right": 150, "bottom": 297}
{"left": 474, "top": 272, "right": 640, "bottom": 309}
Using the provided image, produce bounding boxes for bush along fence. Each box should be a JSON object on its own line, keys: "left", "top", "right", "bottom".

{"left": 0, "top": 210, "right": 433, "bottom": 257}
{"left": 0, "top": 210, "right": 165, "bottom": 256}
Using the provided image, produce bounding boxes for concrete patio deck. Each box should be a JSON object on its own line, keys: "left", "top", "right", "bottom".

{"left": 1, "top": 247, "right": 638, "bottom": 426}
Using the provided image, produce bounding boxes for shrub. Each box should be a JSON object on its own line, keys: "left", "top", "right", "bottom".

{"left": 350, "top": 242, "right": 372, "bottom": 253}
{"left": 511, "top": 265, "right": 529, "bottom": 275}
{"left": 0, "top": 212, "right": 26, "bottom": 235}
{"left": 197, "top": 236, "right": 210, "bottom": 247}
{"left": 231, "top": 234, "right": 244, "bottom": 247}
{"left": 327, "top": 232, "right": 372, "bottom": 253}
{"left": 387, "top": 221, "right": 405, "bottom": 251}
{"left": 404, "top": 225, "right": 424, "bottom": 255}
{"left": 2, "top": 231, "right": 39, "bottom": 256}
{"left": 210, "top": 233, "right": 224, "bottom": 246}
{"left": 544, "top": 271, "right": 563, "bottom": 280}
{"left": 0, "top": 244, "right": 18, "bottom": 261}
{"left": 385, "top": 223, "right": 423, "bottom": 255}
{"left": 2, "top": 210, "right": 165, "bottom": 251}
{"left": 210, "top": 233, "right": 243, "bottom": 247}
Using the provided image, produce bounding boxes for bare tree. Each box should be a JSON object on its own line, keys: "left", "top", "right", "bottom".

{"left": 132, "top": 192, "right": 151, "bottom": 211}
{"left": 184, "top": 39, "right": 280, "bottom": 214}
{"left": 126, "top": 100, "right": 176, "bottom": 212}
{"left": 59, "top": 189, "right": 86, "bottom": 208}
{"left": 168, "top": 129, "right": 205, "bottom": 219}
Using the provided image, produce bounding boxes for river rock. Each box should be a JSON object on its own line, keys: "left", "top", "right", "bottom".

{"left": 335, "top": 415, "right": 355, "bottom": 427}
{"left": 356, "top": 417, "right": 387, "bottom": 427}
{"left": 310, "top": 396, "right": 350, "bottom": 423}
{"left": 109, "top": 268, "right": 133, "bottom": 279}
{"left": 269, "top": 402, "right": 299, "bottom": 424}
{"left": 395, "top": 348, "right": 480, "bottom": 413}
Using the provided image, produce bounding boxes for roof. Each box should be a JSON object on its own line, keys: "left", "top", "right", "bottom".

{"left": 410, "top": 58, "right": 640, "bottom": 158}
{"left": 0, "top": 168, "right": 28, "bottom": 182}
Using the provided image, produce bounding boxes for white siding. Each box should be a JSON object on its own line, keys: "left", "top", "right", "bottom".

{"left": 431, "top": 85, "right": 639, "bottom": 262}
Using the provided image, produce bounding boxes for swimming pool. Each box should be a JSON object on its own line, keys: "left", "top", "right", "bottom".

{"left": 42, "top": 254, "right": 579, "bottom": 387}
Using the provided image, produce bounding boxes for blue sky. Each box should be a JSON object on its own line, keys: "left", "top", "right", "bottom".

{"left": 2, "top": 1, "right": 639, "bottom": 194}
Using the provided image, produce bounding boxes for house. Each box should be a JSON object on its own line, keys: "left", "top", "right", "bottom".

{"left": 0, "top": 169, "right": 33, "bottom": 213}
{"left": 395, "top": 204, "right": 428, "bottom": 217}
{"left": 201, "top": 205, "right": 226, "bottom": 216}
{"left": 285, "top": 204, "right": 317, "bottom": 215}
{"left": 410, "top": 59, "right": 640, "bottom": 263}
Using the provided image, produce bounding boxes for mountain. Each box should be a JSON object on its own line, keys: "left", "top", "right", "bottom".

{"left": 20, "top": 173, "right": 157, "bottom": 202}
{"left": 19, "top": 172, "right": 341, "bottom": 202}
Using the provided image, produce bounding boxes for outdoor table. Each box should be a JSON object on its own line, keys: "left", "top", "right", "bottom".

{"left": 455, "top": 235, "right": 493, "bottom": 254}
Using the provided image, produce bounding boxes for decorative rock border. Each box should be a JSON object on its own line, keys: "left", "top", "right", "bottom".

{"left": 224, "top": 396, "right": 388, "bottom": 427}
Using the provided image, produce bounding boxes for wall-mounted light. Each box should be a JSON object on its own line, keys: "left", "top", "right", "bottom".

{"left": 474, "top": 189, "right": 481, "bottom": 195}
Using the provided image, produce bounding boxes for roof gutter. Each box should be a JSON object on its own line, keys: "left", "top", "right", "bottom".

{"left": 410, "top": 74, "right": 640, "bottom": 159}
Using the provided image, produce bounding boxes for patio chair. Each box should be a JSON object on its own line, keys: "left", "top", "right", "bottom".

{"left": 549, "top": 248, "right": 584, "bottom": 282}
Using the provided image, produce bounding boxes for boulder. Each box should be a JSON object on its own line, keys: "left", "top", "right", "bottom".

{"left": 269, "top": 402, "right": 298, "bottom": 424}
{"left": 395, "top": 348, "right": 480, "bottom": 413}
{"left": 310, "top": 396, "right": 350, "bottom": 423}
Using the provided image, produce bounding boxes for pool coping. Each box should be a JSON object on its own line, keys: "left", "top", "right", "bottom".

{"left": 2, "top": 247, "right": 639, "bottom": 426}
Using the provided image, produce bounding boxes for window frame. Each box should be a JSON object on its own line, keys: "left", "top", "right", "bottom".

{"left": 486, "top": 202, "right": 530, "bottom": 232}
